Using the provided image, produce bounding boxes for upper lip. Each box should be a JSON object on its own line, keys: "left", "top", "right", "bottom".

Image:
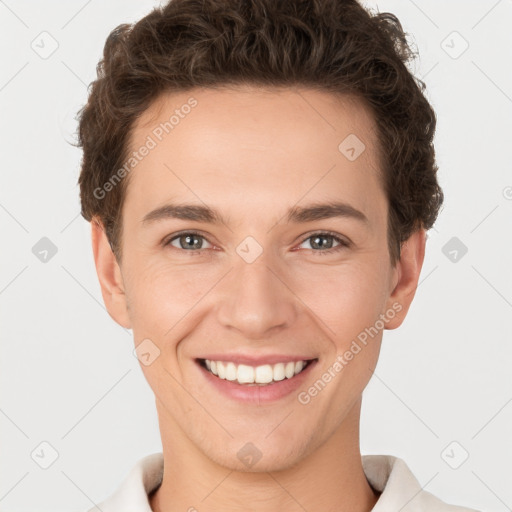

{"left": 197, "top": 354, "right": 318, "bottom": 366}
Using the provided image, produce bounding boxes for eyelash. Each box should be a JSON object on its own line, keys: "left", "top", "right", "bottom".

{"left": 162, "top": 230, "right": 350, "bottom": 255}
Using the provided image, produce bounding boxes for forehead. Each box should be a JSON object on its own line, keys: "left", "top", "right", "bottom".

{"left": 131, "top": 85, "right": 379, "bottom": 155}
{"left": 123, "top": 86, "right": 385, "bottom": 227}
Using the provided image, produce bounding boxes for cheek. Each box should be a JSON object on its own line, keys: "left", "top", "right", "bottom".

{"left": 124, "top": 261, "right": 213, "bottom": 337}
{"left": 125, "top": 263, "right": 209, "bottom": 396}
{"left": 124, "top": 248, "right": 390, "bottom": 350}
{"left": 290, "top": 260, "right": 388, "bottom": 346}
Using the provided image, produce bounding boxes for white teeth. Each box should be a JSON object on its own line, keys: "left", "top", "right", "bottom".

{"left": 237, "top": 364, "right": 254, "bottom": 384}
{"left": 273, "top": 363, "right": 285, "bottom": 381}
{"left": 255, "top": 364, "right": 273, "bottom": 384}
{"left": 225, "top": 362, "right": 237, "bottom": 381}
{"left": 284, "top": 361, "right": 295, "bottom": 378}
{"left": 217, "top": 361, "right": 226, "bottom": 379}
{"left": 203, "top": 358, "right": 311, "bottom": 385}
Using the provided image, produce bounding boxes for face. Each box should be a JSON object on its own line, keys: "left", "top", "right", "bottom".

{"left": 93, "top": 86, "right": 424, "bottom": 472}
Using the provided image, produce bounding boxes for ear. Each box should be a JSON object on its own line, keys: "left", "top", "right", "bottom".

{"left": 384, "top": 228, "right": 426, "bottom": 330}
{"left": 91, "top": 218, "right": 132, "bottom": 329}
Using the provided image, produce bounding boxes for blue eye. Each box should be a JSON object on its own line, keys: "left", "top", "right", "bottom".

{"left": 298, "top": 232, "right": 350, "bottom": 254}
{"left": 164, "top": 231, "right": 212, "bottom": 251}
{"left": 163, "top": 231, "right": 350, "bottom": 254}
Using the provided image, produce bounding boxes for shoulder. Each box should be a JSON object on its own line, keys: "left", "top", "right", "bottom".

{"left": 362, "top": 454, "right": 480, "bottom": 512}
{"left": 86, "top": 453, "right": 164, "bottom": 512}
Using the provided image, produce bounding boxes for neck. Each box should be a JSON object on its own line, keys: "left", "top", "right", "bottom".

{"left": 149, "top": 399, "right": 379, "bottom": 512}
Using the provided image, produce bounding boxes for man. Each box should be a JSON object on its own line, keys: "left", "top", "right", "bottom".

{"left": 77, "top": 0, "right": 478, "bottom": 510}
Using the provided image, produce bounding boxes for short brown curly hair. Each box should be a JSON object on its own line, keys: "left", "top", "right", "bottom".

{"left": 76, "top": 0, "right": 442, "bottom": 267}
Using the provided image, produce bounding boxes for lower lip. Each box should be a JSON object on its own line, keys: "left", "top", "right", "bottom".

{"left": 197, "top": 359, "right": 318, "bottom": 404}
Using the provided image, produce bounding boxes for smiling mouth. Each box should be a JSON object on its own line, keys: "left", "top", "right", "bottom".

{"left": 198, "top": 358, "right": 318, "bottom": 386}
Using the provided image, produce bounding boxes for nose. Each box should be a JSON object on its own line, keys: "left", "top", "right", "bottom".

{"left": 216, "top": 252, "right": 298, "bottom": 340}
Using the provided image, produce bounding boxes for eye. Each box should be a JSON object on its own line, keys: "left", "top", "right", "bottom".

{"left": 162, "top": 230, "right": 350, "bottom": 255}
{"left": 297, "top": 232, "right": 350, "bottom": 254}
{"left": 164, "top": 231, "right": 213, "bottom": 251}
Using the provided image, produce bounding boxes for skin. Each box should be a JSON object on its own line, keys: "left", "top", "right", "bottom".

{"left": 91, "top": 85, "right": 426, "bottom": 512}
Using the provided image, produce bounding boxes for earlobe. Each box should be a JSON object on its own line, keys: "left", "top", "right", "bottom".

{"left": 91, "top": 218, "right": 132, "bottom": 329}
{"left": 385, "top": 228, "right": 427, "bottom": 330}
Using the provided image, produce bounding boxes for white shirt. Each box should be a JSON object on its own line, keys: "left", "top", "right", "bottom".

{"left": 87, "top": 453, "right": 479, "bottom": 512}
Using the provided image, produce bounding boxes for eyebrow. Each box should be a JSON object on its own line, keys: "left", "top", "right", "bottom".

{"left": 141, "top": 201, "right": 369, "bottom": 226}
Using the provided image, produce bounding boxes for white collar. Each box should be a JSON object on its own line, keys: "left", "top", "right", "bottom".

{"left": 89, "top": 453, "right": 477, "bottom": 512}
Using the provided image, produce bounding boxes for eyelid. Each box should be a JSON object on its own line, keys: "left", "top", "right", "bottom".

{"left": 298, "top": 230, "right": 350, "bottom": 244}
{"left": 163, "top": 229, "right": 351, "bottom": 253}
{"left": 163, "top": 229, "right": 215, "bottom": 250}
{"left": 296, "top": 230, "right": 351, "bottom": 251}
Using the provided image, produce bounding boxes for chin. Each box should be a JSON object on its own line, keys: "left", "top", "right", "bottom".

{"left": 201, "top": 434, "right": 314, "bottom": 474}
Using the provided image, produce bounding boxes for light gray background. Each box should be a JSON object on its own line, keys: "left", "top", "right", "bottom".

{"left": 0, "top": 1, "right": 511, "bottom": 511}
